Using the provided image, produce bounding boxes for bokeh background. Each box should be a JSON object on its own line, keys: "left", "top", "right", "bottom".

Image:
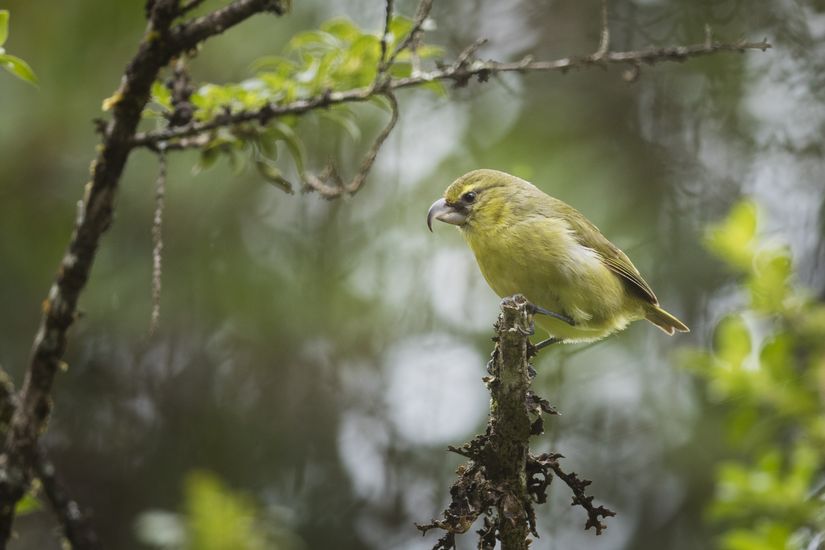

{"left": 1, "top": 0, "right": 824, "bottom": 548}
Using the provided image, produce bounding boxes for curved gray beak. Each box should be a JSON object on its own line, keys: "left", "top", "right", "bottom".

{"left": 427, "top": 198, "right": 468, "bottom": 232}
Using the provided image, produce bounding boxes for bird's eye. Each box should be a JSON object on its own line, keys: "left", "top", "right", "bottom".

{"left": 462, "top": 191, "right": 477, "bottom": 203}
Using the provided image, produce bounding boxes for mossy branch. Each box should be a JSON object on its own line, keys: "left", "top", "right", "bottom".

{"left": 416, "top": 295, "right": 614, "bottom": 549}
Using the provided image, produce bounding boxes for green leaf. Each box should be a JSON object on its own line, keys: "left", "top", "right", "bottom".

{"left": 194, "top": 147, "right": 220, "bottom": 174}
{"left": 15, "top": 493, "right": 41, "bottom": 516}
{"left": 0, "top": 11, "right": 9, "bottom": 47}
{"left": 287, "top": 30, "right": 336, "bottom": 53}
{"left": 255, "top": 160, "right": 294, "bottom": 194}
{"left": 321, "top": 18, "right": 362, "bottom": 43}
{"left": 369, "top": 94, "right": 394, "bottom": 112}
{"left": 320, "top": 108, "right": 361, "bottom": 141}
{"left": 272, "top": 121, "right": 306, "bottom": 176}
{"left": 416, "top": 44, "right": 446, "bottom": 60}
{"left": 705, "top": 200, "right": 758, "bottom": 271}
{"left": 720, "top": 522, "right": 793, "bottom": 550}
{"left": 0, "top": 53, "right": 37, "bottom": 86}
{"left": 150, "top": 80, "right": 172, "bottom": 111}
{"left": 185, "top": 471, "right": 268, "bottom": 550}
{"left": 388, "top": 15, "right": 414, "bottom": 47}
{"left": 250, "top": 55, "right": 295, "bottom": 74}
{"left": 422, "top": 80, "right": 448, "bottom": 97}
{"left": 714, "top": 315, "right": 751, "bottom": 369}
{"left": 748, "top": 248, "right": 792, "bottom": 313}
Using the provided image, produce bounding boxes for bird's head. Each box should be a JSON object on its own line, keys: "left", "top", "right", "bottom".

{"left": 427, "top": 169, "right": 530, "bottom": 232}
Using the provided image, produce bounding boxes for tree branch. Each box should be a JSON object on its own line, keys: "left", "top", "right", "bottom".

{"left": 0, "top": 0, "right": 288, "bottom": 542}
{"left": 417, "top": 295, "right": 612, "bottom": 549}
{"left": 169, "top": 0, "right": 286, "bottom": 53}
{"left": 0, "top": 366, "right": 100, "bottom": 549}
{"left": 34, "top": 446, "right": 102, "bottom": 550}
{"left": 131, "top": 35, "right": 770, "bottom": 151}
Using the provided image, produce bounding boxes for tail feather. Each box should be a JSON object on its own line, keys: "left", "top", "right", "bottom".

{"left": 645, "top": 305, "right": 690, "bottom": 335}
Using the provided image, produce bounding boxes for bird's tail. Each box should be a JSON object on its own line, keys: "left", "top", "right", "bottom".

{"left": 645, "top": 305, "right": 690, "bottom": 335}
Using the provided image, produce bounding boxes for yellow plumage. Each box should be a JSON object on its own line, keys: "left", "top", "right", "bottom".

{"left": 427, "top": 169, "right": 688, "bottom": 343}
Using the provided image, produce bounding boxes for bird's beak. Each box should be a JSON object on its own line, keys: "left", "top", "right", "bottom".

{"left": 427, "top": 198, "right": 468, "bottom": 232}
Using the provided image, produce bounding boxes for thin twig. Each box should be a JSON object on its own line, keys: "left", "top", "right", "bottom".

{"left": 592, "top": 0, "right": 610, "bottom": 60}
{"left": 540, "top": 453, "right": 616, "bottom": 535}
{"left": 454, "top": 38, "right": 488, "bottom": 69}
{"left": 378, "top": 0, "right": 395, "bottom": 71}
{"left": 150, "top": 148, "right": 166, "bottom": 336}
{"left": 387, "top": 0, "right": 434, "bottom": 69}
{"left": 302, "top": 93, "right": 399, "bottom": 198}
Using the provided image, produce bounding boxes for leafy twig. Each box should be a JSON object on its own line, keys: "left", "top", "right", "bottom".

{"left": 131, "top": 35, "right": 770, "bottom": 152}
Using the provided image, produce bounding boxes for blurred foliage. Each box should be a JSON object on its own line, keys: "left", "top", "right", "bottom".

{"left": 136, "top": 470, "right": 302, "bottom": 550}
{"left": 0, "top": 10, "right": 37, "bottom": 85}
{"left": 147, "top": 15, "right": 443, "bottom": 192}
{"left": 686, "top": 202, "right": 825, "bottom": 549}
{"left": 14, "top": 491, "right": 42, "bottom": 517}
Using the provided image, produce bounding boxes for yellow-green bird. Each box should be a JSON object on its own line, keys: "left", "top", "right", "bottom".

{"left": 427, "top": 169, "right": 689, "bottom": 347}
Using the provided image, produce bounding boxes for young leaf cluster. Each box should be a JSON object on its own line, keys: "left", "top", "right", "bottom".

{"left": 686, "top": 201, "right": 825, "bottom": 549}
{"left": 146, "top": 16, "right": 442, "bottom": 191}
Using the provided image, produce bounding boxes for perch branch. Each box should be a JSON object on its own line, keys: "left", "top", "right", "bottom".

{"left": 417, "top": 296, "right": 614, "bottom": 548}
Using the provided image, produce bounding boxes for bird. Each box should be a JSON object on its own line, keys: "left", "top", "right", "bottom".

{"left": 427, "top": 169, "right": 689, "bottom": 347}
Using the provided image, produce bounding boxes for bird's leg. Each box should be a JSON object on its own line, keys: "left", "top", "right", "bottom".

{"left": 534, "top": 337, "right": 562, "bottom": 351}
{"left": 527, "top": 337, "right": 563, "bottom": 358}
{"left": 525, "top": 302, "right": 575, "bottom": 326}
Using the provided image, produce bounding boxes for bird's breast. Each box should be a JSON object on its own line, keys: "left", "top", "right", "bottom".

{"left": 461, "top": 217, "right": 632, "bottom": 333}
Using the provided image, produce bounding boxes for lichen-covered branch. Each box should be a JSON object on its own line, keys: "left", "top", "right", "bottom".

{"left": 417, "top": 295, "right": 614, "bottom": 549}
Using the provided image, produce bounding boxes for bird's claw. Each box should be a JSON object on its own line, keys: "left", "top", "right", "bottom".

{"left": 516, "top": 323, "right": 535, "bottom": 337}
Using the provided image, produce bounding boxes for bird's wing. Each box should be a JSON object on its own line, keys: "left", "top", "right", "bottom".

{"left": 562, "top": 208, "right": 659, "bottom": 305}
